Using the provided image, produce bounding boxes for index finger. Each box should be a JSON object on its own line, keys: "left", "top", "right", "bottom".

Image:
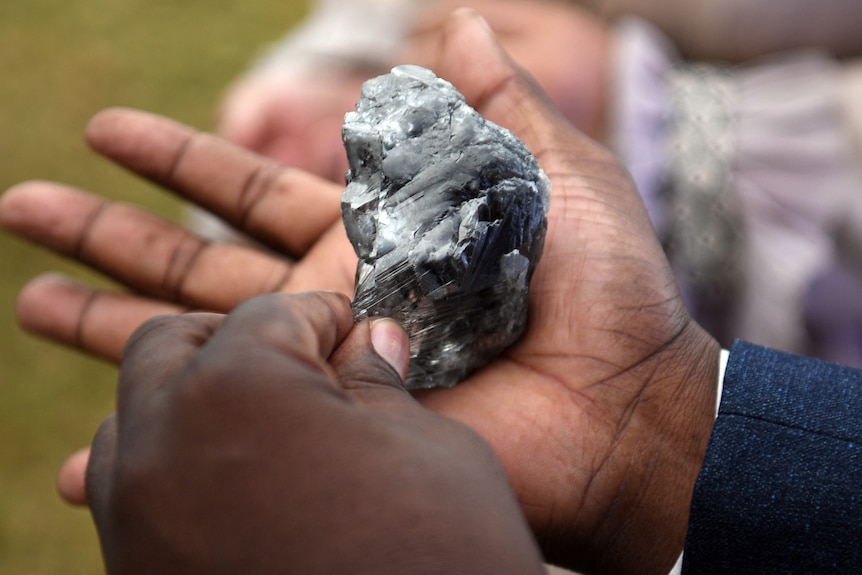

{"left": 84, "top": 107, "right": 343, "bottom": 258}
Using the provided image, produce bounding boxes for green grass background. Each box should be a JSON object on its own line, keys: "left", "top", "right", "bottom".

{"left": 0, "top": 1, "right": 308, "bottom": 571}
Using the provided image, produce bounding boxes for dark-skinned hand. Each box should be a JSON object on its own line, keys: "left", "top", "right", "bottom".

{"left": 0, "top": 10, "right": 719, "bottom": 574}
{"left": 86, "top": 291, "right": 546, "bottom": 575}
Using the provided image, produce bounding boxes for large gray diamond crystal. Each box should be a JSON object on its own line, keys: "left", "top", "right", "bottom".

{"left": 341, "top": 65, "right": 550, "bottom": 389}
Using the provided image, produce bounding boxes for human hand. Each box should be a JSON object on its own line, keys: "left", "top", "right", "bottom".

{"left": 1, "top": 10, "right": 719, "bottom": 574}
{"left": 218, "top": 66, "right": 370, "bottom": 182}
{"left": 86, "top": 291, "right": 545, "bottom": 575}
{"left": 405, "top": 11, "right": 718, "bottom": 574}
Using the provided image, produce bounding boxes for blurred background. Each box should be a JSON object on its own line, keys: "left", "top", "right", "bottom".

{"left": 0, "top": 1, "right": 307, "bottom": 571}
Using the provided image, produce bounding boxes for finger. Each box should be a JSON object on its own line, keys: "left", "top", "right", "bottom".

{"left": 16, "top": 274, "right": 185, "bottom": 362}
{"left": 13, "top": 244, "right": 353, "bottom": 364}
{"left": 84, "top": 107, "right": 343, "bottom": 257}
{"left": 118, "top": 312, "right": 224, "bottom": 414}
{"left": 86, "top": 415, "right": 117, "bottom": 523}
{"left": 434, "top": 9, "right": 675, "bottom": 358}
{"left": 1, "top": 182, "right": 308, "bottom": 310}
{"left": 210, "top": 292, "right": 355, "bottom": 370}
{"left": 328, "top": 318, "right": 411, "bottom": 396}
{"left": 404, "top": 0, "right": 526, "bottom": 66}
{"left": 285, "top": 222, "right": 357, "bottom": 294}
{"left": 57, "top": 447, "right": 91, "bottom": 506}
{"left": 435, "top": 9, "right": 604, "bottom": 169}
{"left": 127, "top": 293, "right": 355, "bottom": 431}
{"left": 257, "top": 114, "right": 349, "bottom": 184}
{"left": 436, "top": 9, "right": 656, "bottom": 257}
{"left": 155, "top": 292, "right": 356, "bottom": 411}
{"left": 368, "top": 319, "right": 411, "bottom": 383}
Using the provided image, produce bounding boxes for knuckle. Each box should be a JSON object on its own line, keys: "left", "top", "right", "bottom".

{"left": 174, "top": 349, "right": 247, "bottom": 406}
{"left": 122, "top": 314, "right": 186, "bottom": 358}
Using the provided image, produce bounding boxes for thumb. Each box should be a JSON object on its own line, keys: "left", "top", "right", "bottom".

{"left": 433, "top": 8, "right": 573, "bottom": 156}
{"left": 432, "top": 8, "right": 634, "bottom": 223}
{"left": 329, "top": 318, "right": 411, "bottom": 394}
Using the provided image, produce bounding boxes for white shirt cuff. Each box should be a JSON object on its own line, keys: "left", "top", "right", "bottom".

{"left": 669, "top": 347, "right": 729, "bottom": 575}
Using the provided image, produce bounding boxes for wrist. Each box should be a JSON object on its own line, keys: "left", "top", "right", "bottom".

{"left": 588, "top": 321, "right": 720, "bottom": 575}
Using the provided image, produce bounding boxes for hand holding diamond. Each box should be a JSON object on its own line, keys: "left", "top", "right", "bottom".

{"left": 1, "top": 9, "right": 719, "bottom": 575}
{"left": 84, "top": 291, "right": 546, "bottom": 575}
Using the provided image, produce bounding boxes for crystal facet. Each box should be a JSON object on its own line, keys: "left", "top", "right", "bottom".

{"left": 342, "top": 65, "right": 550, "bottom": 389}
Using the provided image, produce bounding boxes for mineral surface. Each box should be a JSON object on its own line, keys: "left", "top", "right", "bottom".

{"left": 341, "top": 65, "right": 550, "bottom": 389}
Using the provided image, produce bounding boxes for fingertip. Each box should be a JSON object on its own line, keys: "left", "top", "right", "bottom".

{"left": 1, "top": 180, "right": 54, "bottom": 217}
{"left": 56, "top": 447, "right": 91, "bottom": 506}
{"left": 16, "top": 274, "right": 89, "bottom": 342}
{"left": 84, "top": 107, "right": 138, "bottom": 149}
{"left": 437, "top": 7, "right": 516, "bottom": 101}
{"left": 0, "top": 181, "right": 39, "bottom": 227}
{"left": 447, "top": 7, "right": 495, "bottom": 38}
{"left": 0, "top": 181, "right": 104, "bottom": 254}
{"left": 436, "top": 7, "right": 575, "bottom": 161}
{"left": 1, "top": 179, "right": 33, "bottom": 201}
{"left": 370, "top": 318, "right": 410, "bottom": 383}
{"left": 329, "top": 316, "right": 412, "bottom": 394}
{"left": 86, "top": 106, "right": 132, "bottom": 127}
{"left": 84, "top": 107, "right": 196, "bottom": 178}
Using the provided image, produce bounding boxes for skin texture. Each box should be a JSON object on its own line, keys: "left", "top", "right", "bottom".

{"left": 0, "top": 10, "right": 719, "bottom": 574}
{"left": 86, "top": 291, "right": 547, "bottom": 575}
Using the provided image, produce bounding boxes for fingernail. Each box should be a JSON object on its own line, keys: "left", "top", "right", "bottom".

{"left": 370, "top": 318, "right": 410, "bottom": 382}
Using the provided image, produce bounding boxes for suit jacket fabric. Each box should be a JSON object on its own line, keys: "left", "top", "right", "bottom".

{"left": 683, "top": 340, "right": 862, "bottom": 573}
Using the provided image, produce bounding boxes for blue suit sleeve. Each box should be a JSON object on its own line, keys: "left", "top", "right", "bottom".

{"left": 682, "top": 340, "right": 862, "bottom": 574}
